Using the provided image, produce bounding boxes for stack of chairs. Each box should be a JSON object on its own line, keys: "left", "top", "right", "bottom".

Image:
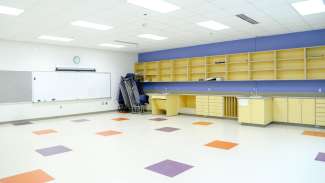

{"left": 118, "top": 73, "right": 148, "bottom": 113}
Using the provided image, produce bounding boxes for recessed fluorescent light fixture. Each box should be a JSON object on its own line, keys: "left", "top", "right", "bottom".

{"left": 0, "top": 5, "right": 24, "bottom": 16}
{"left": 71, "top": 20, "right": 112, "bottom": 31}
{"left": 127, "top": 0, "right": 180, "bottom": 13}
{"left": 99, "top": 43, "right": 125, "bottom": 48}
{"left": 292, "top": 0, "right": 325, "bottom": 15}
{"left": 197, "top": 20, "right": 230, "bottom": 31}
{"left": 38, "top": 35, "right": 74, "bottom": 42}
{"left": 137, "top": 34, "right": 168, "bottom": 40}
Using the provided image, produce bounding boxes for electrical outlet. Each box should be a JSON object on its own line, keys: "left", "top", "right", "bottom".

{"left": 208, "top": 88, "right": 211, "bottom": 91}
{"left": 318, "top": 88, "right": 322, "bottom": 93}
{"left": 59, "top": 106, "right": 63, "bottom": 109}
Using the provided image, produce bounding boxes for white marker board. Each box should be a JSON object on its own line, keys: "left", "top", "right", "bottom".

{"left": 32, "top": 71, "right": 111, "bottom": 102}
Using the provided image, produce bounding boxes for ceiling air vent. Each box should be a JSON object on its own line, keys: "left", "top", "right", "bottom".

{"left": 236, "top": 14, "right": 259, "bottom": 24}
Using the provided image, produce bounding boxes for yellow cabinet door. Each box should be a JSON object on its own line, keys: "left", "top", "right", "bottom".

{"left": 273, "top": 97, "right": 288, "bottom": 122}
{"left": 288, "top": 98, "right": 302, "bottom": 124}
{"left": 249, "top": 99, "right": 265, "bottom": 124}
{"left": 301, "top": 99, "right": 315, "bottom": 125}
{"left": 238, "top": 99, "right": 249, "bottom": 123}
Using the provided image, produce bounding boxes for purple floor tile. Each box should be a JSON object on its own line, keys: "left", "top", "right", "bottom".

{"left": 150, "top": 118, "right": 167, "bottom": 121}
{"left": 12, "top": 121, "right": 33, "bottom": 126}
{"left": 145, "top": 159, "right": 193, "bottom": 177}
{"left": 315, "top": 152, "right": 325, "bottom": 162}
{"left": 156, "top": 127, "right": 179, "bottom": 132}
{"left": 36, "top": 145, "right": 72, "bottom": 156}
{"left": 71, "top": 119, "right": 90, "bottom": 123}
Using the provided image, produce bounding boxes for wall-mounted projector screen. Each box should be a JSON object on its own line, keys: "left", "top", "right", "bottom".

{"left": 32, "top": 71, "right": 111, "bottom": 102}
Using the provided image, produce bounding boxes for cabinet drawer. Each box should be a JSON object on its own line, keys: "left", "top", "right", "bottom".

{"left": 209, "top": 107, "right": 223, "bottom": 111}
{"left": 196, "top": 110, "right": 208, "bottom": 114}
{"left": 316, "top": 121, "right": 325, "bottom": 126}
{"left": 209, "top": 104, "right": 223, "bottom": 108}
{"left": 209, "top": 96, "right": 223, "bottom": 100}
{"left": 316, "top": 98, "right": 325, "bottom": 104}
{"left": 316, "top": 107, "right": 325, "bottom": 113}
{"left": 316, "top": 104, "right": 325, "bottom": 108}
{"left": 209, "top": 101, "right": 223, "bottom": 104}
{"left": 316, "top": 115, "right": 325, "bottom": 121}
{"left": 209, "top": 112, "right": 223, "bottom": 117}
{"left": 196, "top": 107, "right": 209, "bottom": 111}
{"left": 196, "top": 105, "right": 209, "bottom": 108}
{"left": 196, "top": 96, "right": 208, "bottom": 100}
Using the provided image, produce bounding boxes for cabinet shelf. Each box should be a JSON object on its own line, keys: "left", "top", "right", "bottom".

{"left": 228, "top": 70, "right": 248, "bottom": 72}
{"left": 228, "top": 61, "right": 248, "bottom": 64}
{"left": 308, "top": 67, "right": 325, "bottom": 70}
{"left": 174, "top": 66, "right": 188, "bottom": 68}
{"left": 277, "top": 68, "right": 304, "bottom": 71}
{"left": 207, "top": 71, "right": 225, "bottom": 73}
{"left": 190, "top": 64, "right": 206, "bottom": 67}
{"left": 145, "top": 74, "right": 159, "bottom": 76}
{"left": 207, "top": 63, "right": 225, "bottom": 65}
{"left": 277, "top": 58, "right": 304, "bottom": 61}
{"left": 251, "top": 69, "right": 274, "bottom": 72}
{"left": 307, "top": 55, "right": 325, "bottom": 59}
{"left": 249, "top": 60, "right": 274, "bottom": 63}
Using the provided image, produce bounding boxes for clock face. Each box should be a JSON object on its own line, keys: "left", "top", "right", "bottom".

{"left": 73, "top": 56, "right": 80, "bottom": 64}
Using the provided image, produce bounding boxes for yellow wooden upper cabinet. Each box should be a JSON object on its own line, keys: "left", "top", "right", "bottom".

{"left": 135, "top": 46, "right": 325, "bottom": 82}
{"left": 272, "top": 97, "right": 288, "bottom": 123}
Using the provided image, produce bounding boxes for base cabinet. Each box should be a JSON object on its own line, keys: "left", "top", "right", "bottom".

{"left": 196, "top": 96, "right": 224, "bottom": 117}
{"left": 238, "top": 97, "right": 273, "bottom": 126}
{"left": 288, "top": 98, "right": 315, "bottom": 125}
{"left": 316, "top": 98, "right": 325, "bottom": 126}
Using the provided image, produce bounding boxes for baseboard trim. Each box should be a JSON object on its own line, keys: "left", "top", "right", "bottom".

{"left": 0, "top": 109, "right": 118, "bottom": 125}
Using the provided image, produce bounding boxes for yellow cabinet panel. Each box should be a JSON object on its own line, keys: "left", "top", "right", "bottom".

{"left": 316, "top": 98, "right": 325, "bottom": 104}
{"left": 238, "top": 99, "right": 250, "bottom": 123}
{"left": 249, "top": 98, "right": 273, "bottom": 125}
{"left": 301, "top": 99, "right": 315, "bottom": 125}
{"left": 238, "top": 97, "right": 272, "bottom": 125}
{"left": 288, "top": 98, "right": 302, "bottom": 124}
{"left": 273, "top": 97, "right": 288, "bottom": 122}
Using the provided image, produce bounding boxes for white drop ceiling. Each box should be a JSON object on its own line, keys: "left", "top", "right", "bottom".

{"left": 0, "top": 0, "right": 324, "bottom": 53}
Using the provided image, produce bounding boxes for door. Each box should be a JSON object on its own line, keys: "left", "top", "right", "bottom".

{"left": 301, "top": 99, "right": 315, "bottom": 125}
{"left": 288, "top": 98, "right": 302, "bottom": 124}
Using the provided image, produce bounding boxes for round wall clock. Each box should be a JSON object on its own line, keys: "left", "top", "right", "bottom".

{"left": 73, "top": 56, "right": 81, "bottom": 64}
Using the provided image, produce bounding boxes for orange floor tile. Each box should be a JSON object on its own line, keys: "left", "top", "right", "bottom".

{"left": 112, "top": 117, "right": 129, "bottom": 121}
{"left": 303, "top": 130, "right": 325, "bottom": 138}
{"left": 192, "top": 122, "right": 213, "bottom": 126}
{"left": 0, "top": 169, "right": 53, "bottom": 183}
{"left": 96, "top": 130, "right": 122, "bottom": 136}
{"left": 33, "top": 129, "right": 57, "bottom": 135}
{"left": 205, "top": 140, "right": 238, "bottom": 150}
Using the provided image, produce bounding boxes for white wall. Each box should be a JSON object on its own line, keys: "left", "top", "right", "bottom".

{"left": 0, "top": 40, "right": 137, "bottom": 122}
